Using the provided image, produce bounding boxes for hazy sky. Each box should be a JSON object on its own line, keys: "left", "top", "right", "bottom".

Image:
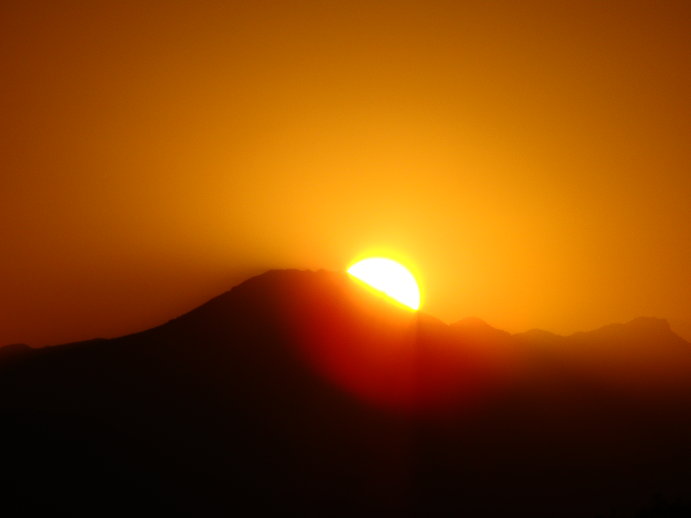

{"left": 2, "top": 0, "right": 690, "bottom": 346}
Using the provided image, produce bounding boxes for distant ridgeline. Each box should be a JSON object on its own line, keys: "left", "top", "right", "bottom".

{"left": 2, "top": 270, "right": 690, "bottom": 517}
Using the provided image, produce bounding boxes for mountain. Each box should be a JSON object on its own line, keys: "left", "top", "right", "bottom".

{"left": 0, "top": 343, "right": 33, "bottom": 363}
{"left": 513, "top": 317, "right": 691, "bottom": 398}
{"left": 1, "top": 270, "right": 690, "bottom": 517}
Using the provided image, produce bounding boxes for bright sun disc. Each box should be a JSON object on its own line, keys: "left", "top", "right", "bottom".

{"left": 347, "top": 258, "right": 421, "bottom": 310}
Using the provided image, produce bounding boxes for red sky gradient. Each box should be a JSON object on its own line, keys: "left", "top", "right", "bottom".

{"left": 1, "top": 1, "right": 689, "bottom": 346}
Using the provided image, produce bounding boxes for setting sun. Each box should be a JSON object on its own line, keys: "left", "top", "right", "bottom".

{"left": 347, "top": 258, "right": 421, "bottom": 310}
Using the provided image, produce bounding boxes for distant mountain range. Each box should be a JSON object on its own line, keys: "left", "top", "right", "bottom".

{"left": 2, "top": 269, "right": 690, "bottom": 517}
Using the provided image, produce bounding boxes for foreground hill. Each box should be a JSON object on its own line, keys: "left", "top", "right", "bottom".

{"left": 1, "top": 270, "right": 690, "bottom": 517}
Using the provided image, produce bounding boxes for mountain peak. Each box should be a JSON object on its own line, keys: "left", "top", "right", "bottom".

{"left": 449, "top": 317, "right": 512, "bottom": 343}
{"left": 626, "top": 316, "right": 672, "bottom": 332}
{"left": 450, "top": 317, "right": 495, "bottom": 330}
{"left": 571, "top": 316, "right": 678, "bottom": 341}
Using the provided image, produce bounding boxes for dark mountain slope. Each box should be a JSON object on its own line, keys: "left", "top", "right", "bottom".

{"left": 1, "top": 270, "right": 417, "bottom": 516}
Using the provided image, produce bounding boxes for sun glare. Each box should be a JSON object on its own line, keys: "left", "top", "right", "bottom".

{"left": 347, "top": 257, "right": 421, "bottom": 310}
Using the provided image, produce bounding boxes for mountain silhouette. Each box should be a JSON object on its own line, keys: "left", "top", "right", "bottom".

{"left": 1, "top": 269, "right": 690, "bottom": 517}
{"left": 0, "top": 343, "right": 32, "bottom": 364}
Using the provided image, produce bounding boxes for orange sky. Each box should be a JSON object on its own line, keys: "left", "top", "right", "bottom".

{"left": 1, "top": 0, "right": 690, "bottom": 346}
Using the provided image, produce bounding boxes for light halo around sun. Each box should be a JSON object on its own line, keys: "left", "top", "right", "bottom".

{"left": 347, "top": 257, "right": 421, "bottom": 310}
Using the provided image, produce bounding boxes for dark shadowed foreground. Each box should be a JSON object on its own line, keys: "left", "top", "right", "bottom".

{"left": 2, "top": 270, "right": 690, "bottom": 517}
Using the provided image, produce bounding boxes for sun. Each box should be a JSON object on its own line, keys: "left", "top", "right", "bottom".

{"left": 347, "top": 257, "right": 421, "bottom": 310}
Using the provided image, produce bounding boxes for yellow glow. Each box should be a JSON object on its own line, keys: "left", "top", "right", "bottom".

{"left": 347, "top": 257, "right": 421, "bottom": 310}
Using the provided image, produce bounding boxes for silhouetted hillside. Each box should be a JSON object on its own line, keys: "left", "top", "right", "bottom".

{"left": 1, "top": 270, "right": 690, "bottom": 517}
{"left": 0, "top": 344, "right": 33, "bottom": 365}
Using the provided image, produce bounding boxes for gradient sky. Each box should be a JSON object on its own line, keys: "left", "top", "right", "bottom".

{"left": 2, "top": 0, "right": 690, "bottom": 346}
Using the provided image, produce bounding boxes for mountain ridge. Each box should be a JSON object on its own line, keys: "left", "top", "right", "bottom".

{"left": 4, "top": 270, "right": 685, "bottom": 350}
{"left": 1, "top": 269, "right": 690, "bottom": 517}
